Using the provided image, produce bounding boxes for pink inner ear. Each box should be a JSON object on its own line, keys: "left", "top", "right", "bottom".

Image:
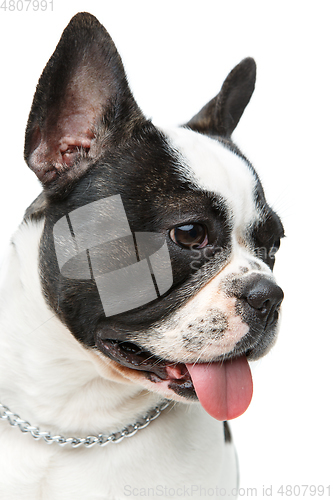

{"left": 31, "top": 80, "right": 105, "bottom": 179}
{"left": 54, "top": 78, "right": 104, "bottom": 166}
{"left": 59, "top": 132, "right": 93, "bottom": 167}
{"left": 28, "top": 60, "right": 119, "bottom": 183}
{"left": 29, "top": 122, "right": 95, "bottom": 182}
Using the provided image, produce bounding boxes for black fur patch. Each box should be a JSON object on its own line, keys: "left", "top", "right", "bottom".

{"left": 38, "top": 125, "right": 234, "bottom": 348}
{"left": 168, "top": 380, "right": 198, "bottom": 400}
{"left": 223, "top": 421, "right": 232, "bottom": 443}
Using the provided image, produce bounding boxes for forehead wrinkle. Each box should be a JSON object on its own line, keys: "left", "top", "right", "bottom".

{"left": 160, "top": 126, "right": 259, "bottom": 230}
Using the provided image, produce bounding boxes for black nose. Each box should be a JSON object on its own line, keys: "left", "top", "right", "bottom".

{"left": 244, "top": 277, "right": 284, "bottom": 324}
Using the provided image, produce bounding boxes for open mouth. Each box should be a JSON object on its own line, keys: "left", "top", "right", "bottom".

{"left": 96, "top": 337, "right": 195, "bottom": 396}
{"left": 96, "top": 336, "right": 254, "bottom": 421}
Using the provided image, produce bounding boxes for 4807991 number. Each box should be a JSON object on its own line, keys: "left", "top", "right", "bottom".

{"left": 277, "top": 485, "right": 331, "bottom": 496}
{"left": 0, "top": 0, "right": 53, "bottom": 11}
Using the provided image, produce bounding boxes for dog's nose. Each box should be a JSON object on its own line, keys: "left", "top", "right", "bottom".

{"left": 244, "top": 277, "right": 284, "bottom": 324}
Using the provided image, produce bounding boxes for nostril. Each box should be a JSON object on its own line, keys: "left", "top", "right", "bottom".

{"left": 246, "top": 292, "right": 271, "bottom": 312}
{"left": 261, "top": 299, "right": 271, "bottom": 313}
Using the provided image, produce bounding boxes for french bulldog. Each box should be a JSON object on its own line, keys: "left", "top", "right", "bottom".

{"left": 0, "top": 12, "right": 284, "bottom": 500}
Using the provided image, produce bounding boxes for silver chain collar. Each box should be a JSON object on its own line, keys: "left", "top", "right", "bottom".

{"left": 0, "top": 399, "right": 171, "bottom": 448}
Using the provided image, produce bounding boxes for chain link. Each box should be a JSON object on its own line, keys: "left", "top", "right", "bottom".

{"left": 0, "top": 400, "right": 171, "bottom": 448}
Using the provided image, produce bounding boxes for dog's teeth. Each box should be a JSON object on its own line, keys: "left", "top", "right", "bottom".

{"left": 165, "top": 365, "right": 186, "bottom": 380}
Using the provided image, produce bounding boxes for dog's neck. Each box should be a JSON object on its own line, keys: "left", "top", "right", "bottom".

{"left": 0, "top": 217, "right": 163, "bottom": 435}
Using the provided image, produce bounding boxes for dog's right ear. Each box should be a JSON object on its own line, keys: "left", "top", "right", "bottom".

{"left": 24, "top": 12, "right": 144, "bottom": 195}
{"left": 185, "top": 58, "right": 256, "bottom": 138}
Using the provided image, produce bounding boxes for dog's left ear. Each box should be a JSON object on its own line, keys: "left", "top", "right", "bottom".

{"left": 185, "top": 58, "right": 256, "bottom": 137}
{"left": 24, "top": 12, "right": 144, "bottom": 195}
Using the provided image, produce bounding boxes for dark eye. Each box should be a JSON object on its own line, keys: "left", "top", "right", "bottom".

{"left": 169, "top": 223, "right": 208, "bottom": 249}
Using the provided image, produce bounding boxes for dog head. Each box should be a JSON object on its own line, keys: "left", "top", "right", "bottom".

{"left": 24, "top": 13, "right": 284, "bottom": 421}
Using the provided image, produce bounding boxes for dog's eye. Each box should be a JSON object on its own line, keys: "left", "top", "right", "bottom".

{"left": 169, "top": 224, "right": 208, "bottom": 249}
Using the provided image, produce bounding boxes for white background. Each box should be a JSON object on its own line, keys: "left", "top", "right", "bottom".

{"left": 0, "top": 1, "right": 332, "bottom": 498}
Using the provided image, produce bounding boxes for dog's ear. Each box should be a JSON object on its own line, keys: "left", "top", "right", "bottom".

{"left": 185, "top": 58, "right": 256, "bottom": 137}
{"left": 24, "top": 12, "right": 144, "bottom": 193}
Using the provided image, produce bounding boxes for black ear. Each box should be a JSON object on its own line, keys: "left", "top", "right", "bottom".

{"left": 185, "top": 57, "right": 256, "bottom": 137}
{"left": 24, "top": 12, "right": 144, "bottom": 192}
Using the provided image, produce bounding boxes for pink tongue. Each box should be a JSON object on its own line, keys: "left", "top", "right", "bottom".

{"left": 185, "top": 356, "right": 253, "bottom": 421}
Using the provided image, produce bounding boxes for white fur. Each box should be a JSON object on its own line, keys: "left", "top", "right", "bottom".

{"left": 0, "top": 219, "right": 238, "bottom": 499}
{"left": 162, "top": 126, "right": 259, "bottom": 230}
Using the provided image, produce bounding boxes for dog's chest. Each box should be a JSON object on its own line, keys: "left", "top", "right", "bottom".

{"left": 0, "top": 407, "right": 237, "bottom": 499}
